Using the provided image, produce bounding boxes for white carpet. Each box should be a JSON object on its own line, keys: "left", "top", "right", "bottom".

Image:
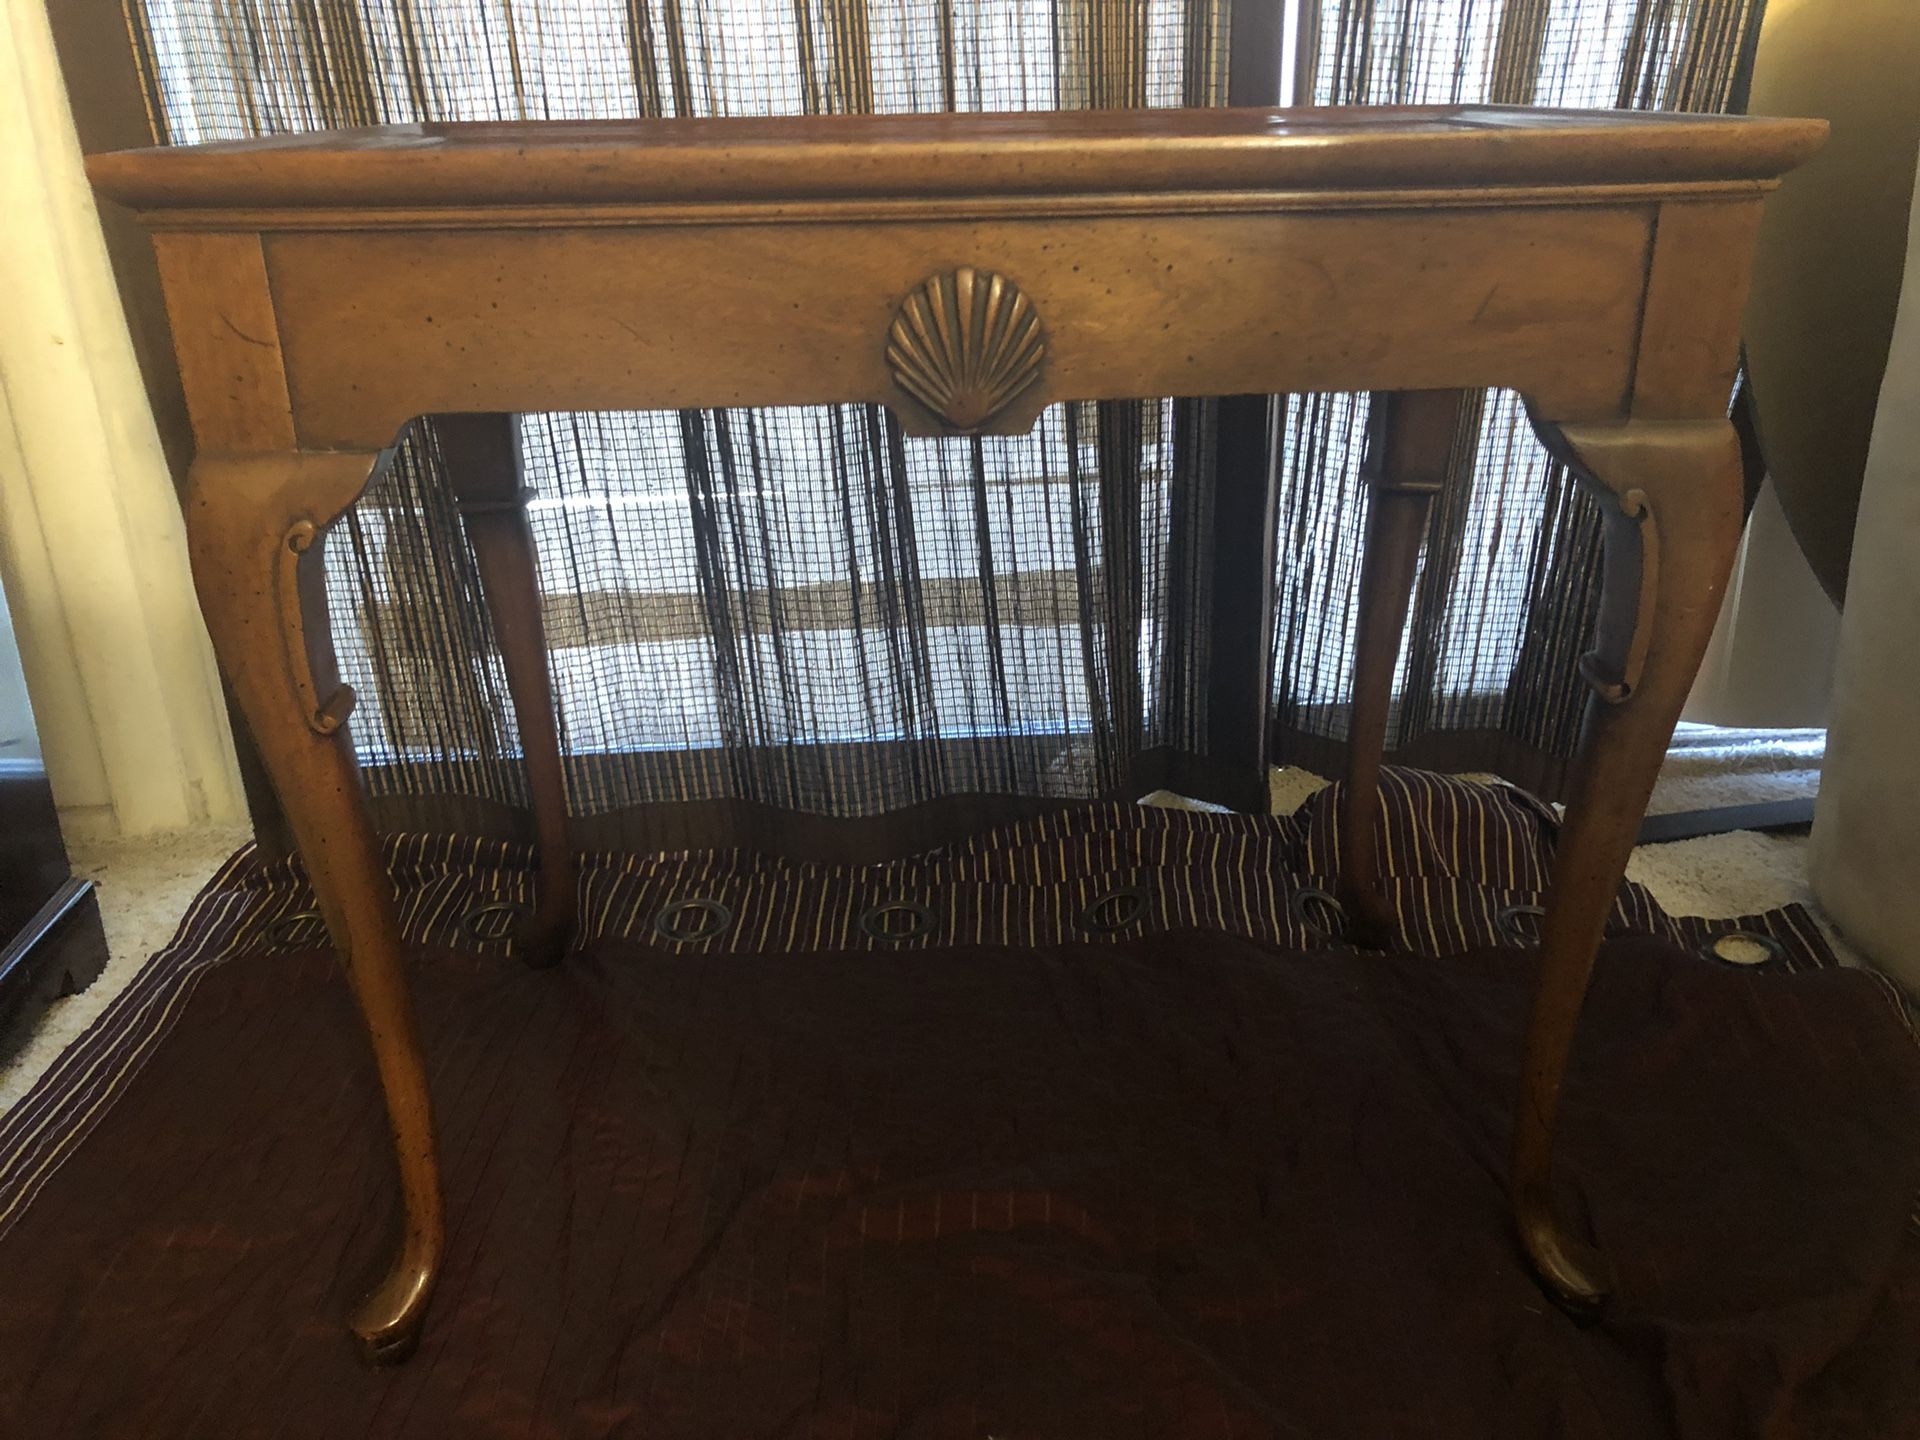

{"left": 0, "top": 825, "right": 250, "bottom": 1115}
{"left": 1647, "top": 723, "right": 1826, "bottom": 815}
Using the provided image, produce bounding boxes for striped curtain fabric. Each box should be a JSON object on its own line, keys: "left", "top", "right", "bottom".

{"left": 121, "top": 0, "right": 1763, "bottom": 853}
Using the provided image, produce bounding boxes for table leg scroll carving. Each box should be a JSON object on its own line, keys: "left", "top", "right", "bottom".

{"left": 437, "top": 415, "right": 577, "bottom": 969}
{"left": 1339, "top": 390, "right": 1467, "bottom": 947}
{"left": 185, "top": 451, "right": 444, "bottom": 1364}
{"left": 1510, "top": 413, "right": 1745, "bottom": 1311}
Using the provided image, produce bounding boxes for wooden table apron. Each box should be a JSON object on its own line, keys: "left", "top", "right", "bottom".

{"left": 87, "top": 106, "right": 1824, "bottom": 1365}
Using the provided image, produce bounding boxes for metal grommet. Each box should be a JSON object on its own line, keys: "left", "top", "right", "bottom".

{"left": 1699, "top": 929, "right": 1786, "bottom": 969}
{"left": 1075, "top": 885, "right": 1149, "bottom": 934}
{"left": 462, "top": 900, "right": 531, "bottom": 943}
{"left": 266, "top": 909, "right": 326, "bottom": 948}
{"left": 653, "top": 897, "right": 734, "bottom": 944}
{"left": 857, "top": 900, "right": 933, "bottom": 944}
{"left": 1497, "top": 903, "right": 1547, "bottom": 944}
{"left": 1289, "top": 885, "right": 1348, "bottom": 941}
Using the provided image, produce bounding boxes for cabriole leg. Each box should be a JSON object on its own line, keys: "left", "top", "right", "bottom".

{"left": 185, "top": 450, "right": 444, "bottom": 1364}
{"left": 1512, "top": 414, "right": 1745, "bottom": 1309}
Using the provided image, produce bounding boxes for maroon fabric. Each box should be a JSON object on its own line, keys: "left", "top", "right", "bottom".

{"left": 1, "top": 927, "right": 1916, "bottom": 1437}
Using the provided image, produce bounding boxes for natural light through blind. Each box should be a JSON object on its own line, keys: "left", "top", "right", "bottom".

{"left": 130, "top": 0, "right": 1231, "bottom": 826}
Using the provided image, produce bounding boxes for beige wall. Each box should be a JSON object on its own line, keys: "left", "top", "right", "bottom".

{"left": 0, "top": 0, "right": 243, "bottom": 836}
{"left": 1743, "top": 0, "right": 1920, "bottom": 604}
{"left": 1690, "top": 0, "right": 1920, "bottom": 729}
{"left": 1811, "top": 148, "right": 1920, "bottom": 984}
{"left": 1682, "top": 476, "right": 1839, "bottom": 728}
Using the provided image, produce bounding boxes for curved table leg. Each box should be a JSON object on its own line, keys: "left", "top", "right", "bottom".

{"left": 186, "top": 450, "right": 444, "bottom": 1365}
{"left": 1339, "top": 390, "right": 1464, "bottom": 947}
{"left": 437, "top": 415, "right": 577, "bottom": 969}
{"left": 1512, "top": 414, "right": 1744, "bottom": 1310}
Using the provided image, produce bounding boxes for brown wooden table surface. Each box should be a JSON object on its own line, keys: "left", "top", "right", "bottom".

{"left": 88, "top": 103, "right": 1824, "bottom": 1364}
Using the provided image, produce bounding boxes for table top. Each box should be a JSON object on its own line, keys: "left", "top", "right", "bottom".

{"left": 88, "top": 105, "right": 1825, "bottom": 212}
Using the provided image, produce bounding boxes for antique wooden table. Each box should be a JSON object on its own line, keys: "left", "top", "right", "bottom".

{"left": 90, "top": 106, "right": 1823, "bottom": 1364}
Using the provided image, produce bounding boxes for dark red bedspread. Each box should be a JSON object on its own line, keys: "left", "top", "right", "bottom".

{"left": 3, "top": 925, "right": 1917, "bottom": 1438}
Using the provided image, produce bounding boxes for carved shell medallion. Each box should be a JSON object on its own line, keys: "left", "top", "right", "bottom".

{"left": 887, "top": 267, "right": 1045, "bottom": 431}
